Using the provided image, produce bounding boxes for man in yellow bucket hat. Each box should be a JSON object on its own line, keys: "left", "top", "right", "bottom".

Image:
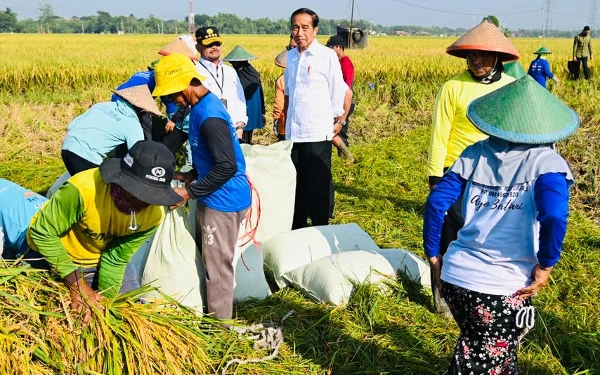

{"left": 153, "top": 53, "right": 251, "bottom": 320}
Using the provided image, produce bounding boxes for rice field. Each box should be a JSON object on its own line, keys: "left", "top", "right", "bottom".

{"left": 0, "top": 33, "right": 599, "bottom": 374}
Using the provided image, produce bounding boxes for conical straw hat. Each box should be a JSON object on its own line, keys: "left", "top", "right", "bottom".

{"left": 467, "top": 76, "right": 579, "bottom": 144}
{"left": 446, "top": 21, "right": 520, "bottom": 62}
{"left": 159, "top": 37, "right": 198, "bottom": 60}
{"left": 503, "top": 61, "right": 527, "bottom": 79}
{"left": 113, "top": 85, "right": 163, "bottom": 117}
{"left": 222, "top": 45, "right": 257, "bottom": 62}
{"left": 534, "top": 46, "right": 552, "bottom": 54}
{"left": 274, "top": 49, "right": 287, "bottom": 68}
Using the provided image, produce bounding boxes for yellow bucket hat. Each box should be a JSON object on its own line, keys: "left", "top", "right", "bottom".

{"left": 152, "top": 53, "right": 206, "bottom": 97}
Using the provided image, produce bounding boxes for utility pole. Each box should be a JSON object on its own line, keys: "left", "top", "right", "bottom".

{"left": 589, "top": 0, "right": 598, "bottom": 37}
{"left": 189, "top": 0, "right": 195, "bottom": 34}
{"left": 542, "top": 0, "right": 553, "bottom": 38}
{"left": 349, "top": 0, "right": 355, "bottom": 48}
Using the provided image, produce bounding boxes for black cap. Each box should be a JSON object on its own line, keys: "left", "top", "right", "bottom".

{"left": 326, "top": 35, "right": 346, "bottom": 48}
{"left": 99, "top": 141, "right": 183, "bottom": 206}
{"left": 195, "top": 26, "right": 223, "bottom": 46}
{"left": 584, "top": 25, "right": 591, "bottom": 31}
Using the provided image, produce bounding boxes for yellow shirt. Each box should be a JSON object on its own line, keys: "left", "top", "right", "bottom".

{"left": 427, "top": 71, "right": 515, "bottom": 177}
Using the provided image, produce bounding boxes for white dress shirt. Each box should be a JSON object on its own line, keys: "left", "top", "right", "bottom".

{"left": 196, "top": 58, "right": 248, "bottom": 125}
{"left": 284, "top": 40, "right": 347, "bottom": 142}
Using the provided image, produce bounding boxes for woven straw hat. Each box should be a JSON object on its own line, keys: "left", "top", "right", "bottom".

{"left": 152, "top": 53, "right": 207, "bottom": 97}
{"left": 534, "top": 46, "right": 552, "bottom": 55}
{"left": 222, "top": 45, "right": 257, "bottom": 62}
{"left": 503, "top": 61, "right": 527, "bottom": 79}
{"left": 467, "top": 76, "right": 579, "bottom": 144}
{"left": 159, "top": 37, "right": 198, "bottom": 60}
{"left": 446, "top": 21, "right": 520, "bottom": 62}
{"left": 113, "top": 85, "right": 163, "bottom": 117}
{"left": 274, "top": 49, "right": 287, "bottom": 68}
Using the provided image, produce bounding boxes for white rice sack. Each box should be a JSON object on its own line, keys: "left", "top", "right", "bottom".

{"left": 46, "top": 171, "right": 70, "bottom": 198}
{"left": 282, "top": 250, "right": 395, "bottom": 305}
{"left": 233, "top": 242, "right": 271, "bottom": 301}
{"left": 263, "top": 223, "right": 380, "bottom": 288}
{"left": 375, "top": 249, "right": 431, "bottom": 288}
{"left": 127, "top": 233, "right": 155, "bottom": 285}
{"left": 141, "top": 207, "right": 204, "bottom": 313}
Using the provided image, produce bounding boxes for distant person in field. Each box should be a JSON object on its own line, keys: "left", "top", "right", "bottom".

{"left": 424, "top": 76, "right": 577, "bottom": 375}
{"left": 427, "top": 20, "right": 520, "bottom": 315}
{"left": 272, "top": 35, "right": 296, "bottom": 141}
{"left": 284, "top": 8, "right": 349, "bottom": 229}
{"left": 326, "top": 34, "right": 356, "bottom": 164}
{"left": 223, "top": 46, "right": 266, "bottom": 145}
{"left": 195, "top": 26, "right": 248, "bottom": 141}
{"left": 572, "top": 25, "right": 593, "bottom": 80}
{"left": 152, "top": 53, "right": 251, "bottom": 320}
{"left": 528, "top": 47, "right": 559, "bottom": 88}
{"left": 61, "top": 85, "right": 163, "bottom": 176}
{"left": 28, "top": 141, "right": 182, "bottom": 325}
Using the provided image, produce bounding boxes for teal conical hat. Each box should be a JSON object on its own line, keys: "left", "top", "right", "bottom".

{"left": 467, "top": 76, "right": 579, "bottom": 144}
{"left": 503, "top": 61, "right": 527, "bottom": 79}
{"left": 534, "top": 46, "right": 552, "bottom": 54}
{"left": 222, "top": 45, "right": 256, "bottom": 62}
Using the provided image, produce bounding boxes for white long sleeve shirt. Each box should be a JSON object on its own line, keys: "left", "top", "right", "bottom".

{"left": 196, "top": 58, "right": 248, "bottom": 125}
{"left": 284, "top": 40, "right": 347, "bottom": 142}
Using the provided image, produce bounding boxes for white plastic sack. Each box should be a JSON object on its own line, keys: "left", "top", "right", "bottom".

{"left": 46, "top": 171, "right": 70, "bottom": 198}
{"left": 282, "top": 250, "right": 395, "bottom": 305}
{"left": 375, "top": 249, "right": 431, "bottom": 288}
{"left": 127, "top": 233, "right": 155, "bottom": 285}
{"left": 263, "top": 223, "right": 380, "bottom": 289}
{"left": 240, "top": 141, "right": 296, "bottom": 243}
{"left": 141, "top": 207, "right": 204, "bottom": 312}
{"left": 232, "top": 242, "right": 271, "bottom": 301}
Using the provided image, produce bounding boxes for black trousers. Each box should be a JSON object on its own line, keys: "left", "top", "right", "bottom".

{"left": 576, "top": 57, "right": 591, "bottom": 79}
{"left": 291, "top": 141, "right": 333, "bottom": 229}
{"left": 154, "top": 127, "right": 188, "bottom": 156}
{"left": 61, "top": 149, "right": 98, "bottom": 176}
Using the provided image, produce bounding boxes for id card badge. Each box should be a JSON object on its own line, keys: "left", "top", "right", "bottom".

{"left": 220, "top": 98, "right": 228, "bottom": 109}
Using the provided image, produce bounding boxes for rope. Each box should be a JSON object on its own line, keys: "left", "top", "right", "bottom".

{"left": 516, "top": 305, "right": 535, "bottom": 342}
{"left": 238, "top": 172, "right": 261, "bottom": 271}
{"left": 220, "top": 310, "right": 295, "bottom": 375}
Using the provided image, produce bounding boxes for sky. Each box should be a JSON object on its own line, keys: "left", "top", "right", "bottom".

{"left": 3, "top": 0, "right": 596, "bottom": 30}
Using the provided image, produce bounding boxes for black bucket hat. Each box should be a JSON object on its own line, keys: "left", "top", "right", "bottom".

{"left": 100, "top": 141, "right": 183, "bottom": 206}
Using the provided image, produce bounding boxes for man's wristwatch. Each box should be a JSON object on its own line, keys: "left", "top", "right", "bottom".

{"left": 335, "top": 119, "right": 347, "bottom": 126}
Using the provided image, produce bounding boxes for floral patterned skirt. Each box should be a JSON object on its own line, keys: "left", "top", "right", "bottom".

{"left": 442, "top": 282, "right": 532, "bottom": 375}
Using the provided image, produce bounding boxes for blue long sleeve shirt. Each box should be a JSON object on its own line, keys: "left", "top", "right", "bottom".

{"left": 528, "top": 58, "right": 555, "bottom": 88}
{"left": 423, "top": 171, "right": 569, "bottom": 268}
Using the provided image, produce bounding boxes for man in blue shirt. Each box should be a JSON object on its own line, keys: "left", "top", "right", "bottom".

{"left": 528, "top": 47, "right": 560, "bottom": 88}
{"left": 153, "top": 53, "right": 251, "bottom": 320}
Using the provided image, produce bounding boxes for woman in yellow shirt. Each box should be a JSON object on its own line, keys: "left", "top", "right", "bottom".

{"left": 427, "top": 20, "right": 521, "bottom": 314}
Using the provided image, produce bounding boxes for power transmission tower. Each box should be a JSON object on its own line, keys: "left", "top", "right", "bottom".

{"left": 188, "top": 0, "right": 195, "bottom": 34}
{"left": 589, "top": 0, "right": 598, "bottom": 37}
{"left": 542, "top": 0, "right": 553, "bottom": 38}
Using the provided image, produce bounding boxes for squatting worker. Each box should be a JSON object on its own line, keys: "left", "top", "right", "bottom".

{"left": 61, "top": 85, "right": 163, "bottom": 176}
{"left": 284, "top": 8, "right": 348, "bottom": 229}
{"left": 194, "top": 26, "right": 248, "bottom": 140}
{"left": 27, "top": 141, "right": 182, "bottom": 325}
{"left": 427, "top": 20, "right": 520, "bottom": 314}
{"left": 424, "top": 76, "right": 577, "bottom": 374}
{"left": 152, "top": 53, "right": 251, "bottom": 320}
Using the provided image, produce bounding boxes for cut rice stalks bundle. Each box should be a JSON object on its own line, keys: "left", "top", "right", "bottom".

{"left": 0, "top": 261, "right": 220, "bottom": 374}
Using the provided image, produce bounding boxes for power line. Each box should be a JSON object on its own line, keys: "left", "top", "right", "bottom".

{"left": 388, "top": 0, "right": 542, "bottom": 17}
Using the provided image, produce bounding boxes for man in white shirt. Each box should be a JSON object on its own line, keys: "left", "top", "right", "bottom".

{"left": 284, "top": 8, "right": 348, "bottom": 229}
{"left": 195, "top": 26, "right": 248, "bottom": 139}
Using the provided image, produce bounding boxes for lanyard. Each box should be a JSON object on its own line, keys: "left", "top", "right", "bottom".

{"left": 199, "top": 61, "right": 224, "bottom": 96}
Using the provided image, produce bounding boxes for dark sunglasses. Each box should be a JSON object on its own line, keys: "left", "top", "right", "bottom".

{"left": 286, "top": 45, "right": 294, "bottom": 51}
{"left": 206, "top": 41, "right": 222, "bottom": 48}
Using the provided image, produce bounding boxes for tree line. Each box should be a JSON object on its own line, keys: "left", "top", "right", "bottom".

{"left": 0, "top": 5, "right": 582, "bottom": 38}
